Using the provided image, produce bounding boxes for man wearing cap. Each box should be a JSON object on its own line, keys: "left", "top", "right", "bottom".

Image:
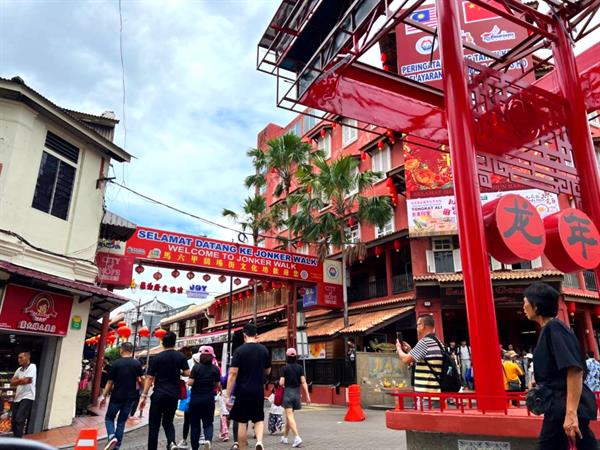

{"left": 225, "top": 323, "right": 271, "bottom": 450}
{"left": 279, "top": 347, "right": 311, "bottom": 448}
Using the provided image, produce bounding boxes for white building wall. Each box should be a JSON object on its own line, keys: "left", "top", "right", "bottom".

{"left": 45, "top": 297, "right": 90, "bottom": 429}
{"left": 0, "top": 99, "right": 109, "bottom": 283}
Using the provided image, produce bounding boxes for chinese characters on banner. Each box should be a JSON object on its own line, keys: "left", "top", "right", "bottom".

{"left": 0, "top": 285, "right": 73, "bottom": 336}
{"left": 396, "top": 1, "right": 532, "bottom": 88}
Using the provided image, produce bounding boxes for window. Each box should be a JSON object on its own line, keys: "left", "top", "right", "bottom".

{"left": 278, "top": 207, "right": 289, "bottom": 232}
{"left": 347, "top": 166, "right": 359, "bottom": 196}
{"left": 371, "top": 145, "right": 391, "bottom": 178}
{"left": 304, "top": 111, "right": 318, "bottom": 132}
{"left": 344, "top": 223, "right": 360, "bottom": 244}
{"left": 426, "top": 237, "right": 461, "bottom": 273}
{"left": 296, "top": 244, "right": 309, "bottom": 255}
{"left": 375, "top": 216, "right": 394, "bottom": 238}
{"left": 185, "top": 319, "right": 196, "bottom": 337}
{"left": 342, "top": 118, "right": 358, "bottom": 146}
{"left": 490, "top": 256, "right": 542, "bottom": 271}
{"left": 588, "top": 111, "right": 600, "bottom": 128}
{"left": 257, "top": 239, "right": 265, "bottom": 248}
{"left": 289, "top": 121, "right": 303, "bottom": 137}
{"left": 318, "top": 133, "right": 332, "bottom": 159}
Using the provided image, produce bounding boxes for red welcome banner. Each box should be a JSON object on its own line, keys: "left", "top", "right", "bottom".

{"left": 0, "top": 285, "right": 73, "bottom": 336}
{"left": 125, "top": 227, "right": 324, "bottom": 284}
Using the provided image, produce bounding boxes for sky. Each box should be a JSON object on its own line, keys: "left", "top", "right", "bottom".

{"left": 0, "top": 0, "right": 295, "bottom": 312}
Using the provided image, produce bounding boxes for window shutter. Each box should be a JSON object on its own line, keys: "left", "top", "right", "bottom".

{"left": 531, "top": 256, "right": 543, "bottom": 269}
{"left": 490, "top": 256, "right": 502, "bottom": 271}
{"left": 426, "top": 250, "right": 436, "bottom": 273}
{"left": 452, "top": 249, "right": 462, "bottom": 272}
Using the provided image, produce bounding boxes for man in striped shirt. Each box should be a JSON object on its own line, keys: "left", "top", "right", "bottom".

{"left": 396, "top": 314, "right": 444, "bottom": 393}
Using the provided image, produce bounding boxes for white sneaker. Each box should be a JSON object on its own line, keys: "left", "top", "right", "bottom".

{"left": 170, "top": 443, "right": 179, "bottom": 450}
{"left": 203, "top": 441, "right": 211, "bottom": 450}
{"left": 255, "top": 443, "right": 264, "bottom": 450}
{"left": 281, "top": 436, "right": 289, "bottom": 444}
{"left": 103, "top": 437, "right": 119, "bottom": 450}
{"left": 177, "top": 439, "right": 188, "bottom": 449}
{"left": 292, "top": 436, "right": 302, "bottom": 448}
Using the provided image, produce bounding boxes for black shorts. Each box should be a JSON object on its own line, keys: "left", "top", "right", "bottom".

{"left": 229, "top": 393, "right": 265, "bottom": 424}
{"left": 282, "top": 387, "right": 302, "bottom": 411}
{"left": 537, "top": 418, "right": 597, "bottom": 450}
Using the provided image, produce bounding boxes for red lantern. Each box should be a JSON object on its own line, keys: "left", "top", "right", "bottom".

{"left": 170, "top": 286, "right": 176, "bottom": 293}
{"left": 135, "top": 265, "right": 144, "bottom": 274}
{"left": 361, "top": 152, "right": 367, "bottom": 161}
{"left": 187, "top": 272, "right": 195, "bottom": 280}
{"left": 393, "top": 240, "right": 402, "bottom": 252}
{"left": 108, "top": 330, "right": 116, "bottom": 337}
{"left": 386, "top": 178, "right": 394, "bottom": 191}
{"left": 234, "top": 278, "right": 241, "bottom": 286}
{"left": 162, "top": 285, "right": 168, "bottom": 292}
{"left": 153, "top": 271, "right": 162, "bottom": 281}
{"left": 375, "top": 246, "right": 382, "bottom": 258}
{"left": 117, "top": 321, "right": 127, "bottom": 328}
{"left": 383, "top": 64, "right": 391, "bottom": 71}
{"left": 297, "top": 241, "right": 303, "bottom": 248}
{"left": 332, "top": 122, "right": 337, "bottom": 129}
{"left": 377, "top": 140, "right": 385, "bottom": 150}
{"left": 153, "top": 284, "right": 160, "bottom": 291}
{"left": 117, "top": 326, "right": 131, "bottom": 339}
{"left": 246, "top": 290, "right": 251, "bottom": 298}
{"left": 138, "top": 327, "right": 150, "bottom": 338}
{"left": 347, "top": 216, "right": 356, "bottom": 227}
{"left": 177, "top": 287, "right": 184, "bottom": 294}
{"left": 595, "top": 305, "right": 600, "bottom": 319}
{"left": 106, "top": 335, "right": 116, "bottom": 345}
{"left": 567, "top": 301, "right": 576, "bottom": 316}
{"left": 248, "top": 279, "right": 255, "bottom": 286}
{"left": 154, "top": 328, "right": 167, "bottom": 340}
{"left": 380, "top": 52, "right": 388, "bottom": 63}
{"left": 320, "top": 128, "right": 327, "bottom": 138}
{"left": 219, "top": 275, "right": 227, "bottom": 283}
{"left": 386, "top": 129, "right": 394, "bottom": 139}
{"left": 171, "top": 269, "right": 180, "bottom": 278}
{"left": 140, "top": 281, "right": 147, "bottom": 290}
{"left": 203, "top": 274, "right": 211, "bottom": 282}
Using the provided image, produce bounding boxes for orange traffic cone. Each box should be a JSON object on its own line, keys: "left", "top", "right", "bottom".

{"left": 74, "top": 428, "right": 98, "bottom": 450}
{"left": 344, "top": 384, "right": 366, "bottom": 421}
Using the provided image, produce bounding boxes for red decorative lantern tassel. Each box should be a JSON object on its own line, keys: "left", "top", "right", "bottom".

{"left": 320, "top": 128, "right": 327, "bottom": 138}
{"left": 187, "top": 272, "right": 195, "bottom": 280}
{"left": 153, "top": 271, "right": 162, "bottom": 281}
{"left": 135, "top": 264, "right": 144, "bottom": 274}
{"left": 567, "top": 301, "right": 576, "bottom": 316}
{"left": 171, "top": 269, "right": 180, "bottom": 278}
{"left": 377, "top": 140, "right": 385, "bottom": 150}
{"left": 375, "top": 246, "right": 382, "bottom": 258}
{"left": 203, "top": 274, "right": 211, "bottom": 282}
{"left": 361, "top": 152, "right": 367, "bottom": 161}
{"left": 393, "top": 240, "right": 401, "bottom": 252}
{"left": 219, "top": 275, "right": 227, "bottom": 283}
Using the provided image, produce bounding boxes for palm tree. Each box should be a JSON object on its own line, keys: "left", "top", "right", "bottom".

{"left": 290, "top": 155, "right": 393, "bottom": 327}
{"left": 222, "top": 194, "right": 271, "bottom": 323}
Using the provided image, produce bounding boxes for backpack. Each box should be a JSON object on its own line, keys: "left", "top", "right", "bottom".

{"left": 423, "top": 335, "right": 462, "bottom": 392}
{"left": 273, "top": 386, "right": 284, "bottom": 406}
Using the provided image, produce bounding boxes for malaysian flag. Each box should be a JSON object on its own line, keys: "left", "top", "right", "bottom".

{"left": 405, "top": 6, "right": 438, "bottom": 35}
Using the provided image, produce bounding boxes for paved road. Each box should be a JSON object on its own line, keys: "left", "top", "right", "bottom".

{"left": 84, "top": 406, "right": 406, "bottom": 450}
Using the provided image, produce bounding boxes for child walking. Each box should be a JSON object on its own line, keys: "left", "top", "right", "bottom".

{"left": 266, "top": 383, "right": 284, "bottom": 435}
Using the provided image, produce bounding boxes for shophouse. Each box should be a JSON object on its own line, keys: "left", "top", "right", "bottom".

{"left": 0, "top": 76, "right": 131, "bottom": 432}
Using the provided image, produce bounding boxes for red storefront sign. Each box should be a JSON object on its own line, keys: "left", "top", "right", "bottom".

{"left": 544, "top": 208, "right": 600, "bottom": 273}
{"left": 96, "top": 252, "right": 135, "bottom": 289}
{"left": 316, "top": 283, "right": 344, "bottom": 309}
{"left": 0, "top": 285, "right": 73, "bottom": 336}
{"left": 483, "top": 194, "right": 546, "bottom": 264}
{"left": 125, "top": 227, "right": 324, "bottom": 284}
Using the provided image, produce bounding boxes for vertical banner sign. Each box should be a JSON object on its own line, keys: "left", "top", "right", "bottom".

{"left": 96, "top": 239, "right": 134, "bottom": 289}
{"left": 0, "top": 285, "right": 73, "bottom": 336}
{"left": 396, "top": 1, "right": 532, "bottom": 88}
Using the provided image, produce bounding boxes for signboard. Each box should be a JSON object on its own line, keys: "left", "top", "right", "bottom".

{"left": 407, "top": 189, "right": 560, "bottom": 237}
{"left": 396, "top": 1, "right": 531, "bottom": 88}
{"left": 0, "top": 285, "right": 73, "bottom": 336}
{"left": 308, "top": 342, "right": 326, "bottom": 359}
{"left": 70, "top": 315, "right": 82, "bottom": 330}
{"left": 316, "top": 283, "right": 344, "bottom": 309}
{"left": 186, "top": 285, "right": 209, "bottom": 299}
{"left": 301, "top": 287, "right": 317, "bottom": 309}
{"left": 96, "top": 239, "right": 134, "bottom": 289}
{"left": 125, "top": 227, "right": 323, "bottom": 283}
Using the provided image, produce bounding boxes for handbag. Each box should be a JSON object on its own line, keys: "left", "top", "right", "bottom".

{"left": 179, "top": 379, "right": 188, "bottom": 400}
{"left": 526, "top": 384, "right": 553, "bottom": 415}
{"left": 273, "top": 386, "right": 284, "bottom": 406}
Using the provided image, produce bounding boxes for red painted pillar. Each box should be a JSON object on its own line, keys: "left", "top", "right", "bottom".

{"left": 91, "top": 312, "right": 110, "bottom": 406}
{"left": 435, "top": 0, "right": 505, "bottom": 409}
{"left": 385, "top": 247, "right": 393, "bottom": 297}
{"left": 557, "top": 297, "right": 571, "bottom": 327}
{"left": 416, "top": 299, "right": 445, "bottom": 343}
{"left": 584, "top": 307, "right": 599, "bottom": 358}
{"left": 552, "top": 17, "right": 600, "bottom": 292}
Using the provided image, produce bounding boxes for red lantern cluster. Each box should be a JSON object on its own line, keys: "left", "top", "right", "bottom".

{"left": 139, "top": 282, "right": 184, "bottom": 294}
{"left": 106, "top": 335, "right": 116, "bottom": 346}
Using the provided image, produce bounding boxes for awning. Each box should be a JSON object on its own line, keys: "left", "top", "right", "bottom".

{"left": 100, "top": 210, "right": 137, "bottom": 241}
{"left": 176, "top": 327, "right": 242, "bottom": 349}
{"left": 257, "top": 306, "right": 415, "bottom": 343}
{"left": 205, "top": 306, "right": 286, "bottom": 332}
{"left": 161, "top": 302, "right": 213, "bottom": 326}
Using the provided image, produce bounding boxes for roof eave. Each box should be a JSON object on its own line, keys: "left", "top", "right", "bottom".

{"left": 0, "top": 80, "right": 132, "bottom": 163}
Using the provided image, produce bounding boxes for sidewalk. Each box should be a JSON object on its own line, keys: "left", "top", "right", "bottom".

{"left": 27, "top": 404, "right": 148, "bottom": 449}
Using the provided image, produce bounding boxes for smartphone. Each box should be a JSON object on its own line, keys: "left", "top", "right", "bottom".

{"left": 396, "top": 331, "right": 403, "bottom": 343}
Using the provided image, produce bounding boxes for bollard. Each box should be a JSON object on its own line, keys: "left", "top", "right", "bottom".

{"left": 74, "top": 428, "right": 98, "bottom": 450}
{"left": 344, "top": 384, "right": 366, "bottom": 421}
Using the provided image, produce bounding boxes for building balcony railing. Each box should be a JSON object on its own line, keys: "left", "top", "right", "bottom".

{"left": 392, "top": 273, "right": 414, "bottom": 294}
{"left": 584, "top": 271, "right": 598, "bottom": 291}
{"left": 348, "top": 278, "right": 387, "bottom": 302}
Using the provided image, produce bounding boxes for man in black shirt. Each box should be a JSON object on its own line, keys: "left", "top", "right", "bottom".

{"left": 225, "top": 322, "right": 271, "bottom": 450}
{"left": 100, "top": 342, "right": 143, "bottom": 450}
{"left": 140, "top": 331, "right": 190, "bottom": 450}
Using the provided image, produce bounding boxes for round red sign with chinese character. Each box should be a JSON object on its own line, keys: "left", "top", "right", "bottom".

{"left": 544, "top": 208, "right": 600, "bottom": 273}
{"left": 483, "top": 194, "right": 546, "bottom": 264}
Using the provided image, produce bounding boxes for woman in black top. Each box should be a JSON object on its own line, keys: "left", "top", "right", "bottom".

{"left": 523, "top": 282, "right": 597, "bottom": 449}
{"left": 279, "top": 348, "right": 311, "bottom": 448}
{"left": 188, "top": 346, "right": 221, "bottom": 450}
